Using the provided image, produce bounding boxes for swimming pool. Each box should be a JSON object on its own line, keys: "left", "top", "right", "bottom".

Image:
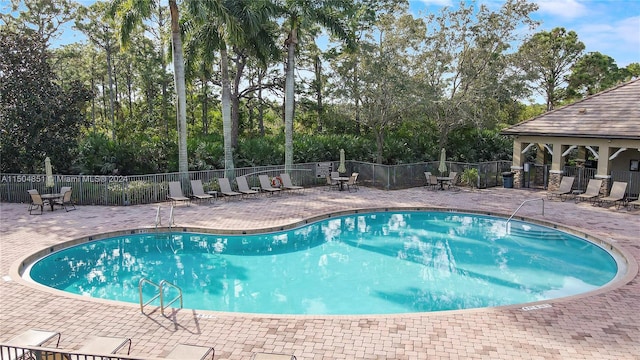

{"left": 27, "top": 211, "right": 620, "bottom": 315}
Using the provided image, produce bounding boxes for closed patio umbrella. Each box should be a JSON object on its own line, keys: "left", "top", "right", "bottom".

{"left": 438, "top": 148, "right": 447, "bottom": 175}
{"left": 45, "top": 157, "right": 54, "bottom": 189}
{"left": 338, "top": 149, "right": 346, "bottom": 174}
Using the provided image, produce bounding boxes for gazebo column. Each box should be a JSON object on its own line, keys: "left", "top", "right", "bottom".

{"left": 534, "top": 145, "right": 546, "bottom": 187}
{"left": 596, "top": 146, "right": 612, "bottom": 195}
{"left": 510, "top": 140, "right": 525, "bottom": 188}
{"left": 548, "top": 142, "right": 566, "bottom": 191}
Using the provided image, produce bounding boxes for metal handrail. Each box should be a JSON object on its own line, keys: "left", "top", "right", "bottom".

{"left": 139, "top": 278, "right": 161, "bottom": 314}
{"left": 159, "top": 280, "right": 183, "bottom": 316}
{"left": 168, "top": 206, "right": 175, "bottom": 229}
{"left": 154, "top": 206, "right": 161, "bottom": 229}
{"left": 506, "top": 198, "right": 545, "bottom": 224}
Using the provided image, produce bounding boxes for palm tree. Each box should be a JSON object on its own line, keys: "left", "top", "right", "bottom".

{"left": 110, "top": 0, "right": 189, "bottom": 177}
{"left": 278, "top": 0, "right": 353, "bottom": 172}
{"left": 185, "top": 0, "right": 278, "bottom": 178}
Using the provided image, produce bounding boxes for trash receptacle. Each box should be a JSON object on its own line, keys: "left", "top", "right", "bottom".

{"left": 502, "top": 171, "right": 514, "bottom": 188}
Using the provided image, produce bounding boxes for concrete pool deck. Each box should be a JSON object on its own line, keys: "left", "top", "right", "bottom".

{"left": 1, "top": 186, "right": 639, "bottom": 359}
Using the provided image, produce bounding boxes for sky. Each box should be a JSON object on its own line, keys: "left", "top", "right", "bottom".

{"left": 2, "top": 0, "right": 639, "bottom": 67}
{"left": 411, "top": 0, "right": 640, "bottom": 67}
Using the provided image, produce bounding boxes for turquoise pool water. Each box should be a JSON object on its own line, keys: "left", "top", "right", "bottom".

{"left": 28, "top": 211, "right": 618, "bottom": 315}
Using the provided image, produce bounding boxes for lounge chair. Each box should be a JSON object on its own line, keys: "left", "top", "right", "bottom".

{"left": 53, "top": 187, "right": 76, "bottom": 212}
{"left": 236, "top": 175, "right": 260, "bottom": 197}
{"left": 2, "top": 329, "right": 61, "bottom": 360}
{"left": 280, "top": 173, "right": 304, "bottom": 192}
{"left": 597, "top": 181, "right": 627, "bottom": 208}
{"left": 77, "top": 335, "right": 131, "bottom": 355}
{"left": 27, "top": 189, "right": 49, "bottom": 215}
{"left": 575, "top": 178, "right": 603, "bottom": 204}
{"left": 190, "top": 179, "right": 215, "bottom": 203}
{"left": 217, "top": 177, "right": 242, "bottom": 199}
{"left": 258, "top": 175, "right": 282, "bottom": 195}
{"left": 627, "top": 198, "right": 640, "bottom": 210}
{"left": 251, "top": 352, "right": 297, "bottom": 360}
{"left": 168, "top": 181, "right": 191, "bottom": 206}
{"left": 547, "top": 176, "right": 575, "bottom": 201}
{"left": 164, "top": 343, "right": 214, "bottom": 360}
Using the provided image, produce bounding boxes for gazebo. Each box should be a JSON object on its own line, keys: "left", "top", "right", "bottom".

{"left": 501, "top": 78, "right": 640, "bottom": 196}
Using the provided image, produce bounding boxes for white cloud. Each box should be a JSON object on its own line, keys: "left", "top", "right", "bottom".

{"left": 577, "top": 15, "right": 640, "bottom": 66}
{"left": 534, "top": 0, "right": 589, "bottom": 20}
{"left": 414, "top": 0, "right": 453, "bottom": 6}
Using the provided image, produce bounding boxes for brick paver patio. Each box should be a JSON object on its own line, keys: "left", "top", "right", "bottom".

{"left": 1, "top": 186, "right": 639, "bottom": 359}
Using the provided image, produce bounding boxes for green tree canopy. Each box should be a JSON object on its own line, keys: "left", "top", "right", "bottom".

{"left": 0, "top": 27, "right": 91, "bottom": 173}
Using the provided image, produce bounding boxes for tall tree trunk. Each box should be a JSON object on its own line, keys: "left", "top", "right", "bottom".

{"left": 158, "top": 5, "right": 169, "bottom": 136}
{"left": 220, "top": 46, "right": 234, "bottom": 178}
{"left": 314, "top": 54, "right": 323, "bottom": 132}
{"left": 231, "top": 54, "right": 245, "bottom": 148}
{"left": 106, "top": 49, "right": 115, "bottom": 140}
{"left": 169, "top": 0, "right": 188, "bottom": 177}
{"left": 201, "top": 69, "right": 209, "bottom": 135}
{"left": 258, "top": 68, "right": 265, "bottom": 136}
{"left": 284, "top": 28, "right": 298, "bottom": 172}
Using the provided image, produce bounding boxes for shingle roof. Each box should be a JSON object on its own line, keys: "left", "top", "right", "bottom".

{"left": 501, "top": 78, "right": 640, "bottom": 140}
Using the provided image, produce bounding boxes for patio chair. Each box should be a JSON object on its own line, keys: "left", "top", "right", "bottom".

{"left": 190, "top": 179, "right": 215, "bottom": 204}
{"left": 258, "top": 175, "right": 282, "bottom": 195}
{"left": 217, "top": 178, "right": 242, "bottom": 200}
{"left": 236, "top": 175, "right": 260, "bottom": 197}
{"left": 251, "top": 352, "right": 297, "bottom": 360}
{"left": 346, "top": 174, "right": 359, "bottom": 192}
{"left": 424, "top": 171, "right": 438, "bottom": 190}
{"left": 428, "top": 174, "right": 439, "bottom": 191}
{"left": 164, "top": 343, "right": 214, "bottom": 360}
{"left": 27, "top": 189, "right": 49, "bottom": 215}
{"left": 53, "top": 187, "right": 76, "bottom": 212}
{"left": 597, "top": 181, "right": 627, "bottom": 208}
{"left": 575, "top": 178, "right": 603, "bottom": 204}
{"left": 445, "top": 171, "right": 458, "bottom": 189}
{"left": 280, "top": 173, "right": 304, "bottom": 193}
{"left": 627, "top": 198, "right": 640, "bottom": 210}
{"left": 2, "top": 329, "right": 61, "bottom": 360}
{"left": 326, "top": 175, "right": 339, "bottom": 191}
{"left": 168, "top": 181, "right": 190, "bottom": 206}
{"left": 77, "top": 335, "right": 131, "bottom": 356}
{"left": 547, "top": 176, "right": 575, "bottom": 201}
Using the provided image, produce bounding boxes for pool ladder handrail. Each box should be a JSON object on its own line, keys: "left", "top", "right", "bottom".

{"left": 155, "top": 206, "right": 162, "bottom": 229}
{"left": 139, "top": 278, "right": 183, "bottom": 316}
{"left": 155, "top": 206, "right": 175, "bottom": 230}
{"left": 506, "top": 198, "right": 544, "bottom": 225}
{"left": 168, "top": 206, "right": 175, "bottom": 229}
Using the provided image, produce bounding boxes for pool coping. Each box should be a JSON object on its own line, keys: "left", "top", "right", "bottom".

{"left": 12, "top": 206, "right": 638, "bottom": 320}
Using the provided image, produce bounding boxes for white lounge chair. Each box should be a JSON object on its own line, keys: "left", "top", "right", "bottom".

{"left": 236, "top": 175, "right": 260, "bottom": 197}
{"left": 251, "top": 352, "right": 297, "bottom": 360}
{"left": 2, "top": 329, "right": 61, "bottom": 360}
{"left": 258, "top": 175, "right": 281, "bottom": 195}
{"left": 190, "top": 179, "right": 215, "bottom": 203}
{"left": 597, "top": 181, "right": 627, "bottom": 209}
{"left": 575, "top": 178, "right": 602, "bottom": 204}
{"left": 217, "top": 178, "right": 242, "bottom": 200}
{"left": 168, "top": 181, "right": 190, "bottom": 206}
{"left": 280, "top": 173, "right": 304, "bottom": 193}
{"left": 547, "top": 176, "right": 575, "bottom": 201}
{"left": 77, "top": 335, "right": 131, "bottom": 355}
{"left": 164, "top": 343, "right": 214, "bottom": 360}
